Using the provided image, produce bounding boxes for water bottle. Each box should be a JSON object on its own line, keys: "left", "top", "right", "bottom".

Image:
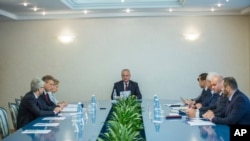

{"left": 91, "top": 95, "right": 96, "bottom": 112}
{"left": 113, "top": 89, "right": 117, "bottom": 100}
{"left": 153, "top": 94, "right": 158, "bottom": 108}
{"left": 77, "top": 102, "right": 83, "bottom": 123}
{"left": 154, "top": 99, "right": 160, "bottom": 122}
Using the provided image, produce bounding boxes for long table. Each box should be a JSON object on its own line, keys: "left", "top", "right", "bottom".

{"left": 3, "top": 99, "right": 230, "bottom": 141}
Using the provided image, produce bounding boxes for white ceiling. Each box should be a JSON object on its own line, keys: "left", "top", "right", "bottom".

{"left": 0, "top": 0, "right": 249, "bottom": 21}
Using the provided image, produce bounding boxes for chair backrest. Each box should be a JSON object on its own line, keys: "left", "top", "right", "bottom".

{"left": 8, "top": 103, "right": 19, "bottom": 131}
{"left": 15, "top": 98, "right": 21, "bottom": 106}
{"left": 0, "top": 107, "right": 10, "bottom": 138}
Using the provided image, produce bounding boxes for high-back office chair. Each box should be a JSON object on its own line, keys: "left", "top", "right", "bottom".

{"left": 0, "top": 107, "right": 10, "bottom": 139}
{"left": 8, "top": 103, "right": 19, "bottom": 131}
{"left": 15, "top": 98, "right": 21, "bottom": 106}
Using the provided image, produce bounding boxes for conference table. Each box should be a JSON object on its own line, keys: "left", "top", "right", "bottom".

{"left": 3, "top": 99, "right": 230, "bottom": 141}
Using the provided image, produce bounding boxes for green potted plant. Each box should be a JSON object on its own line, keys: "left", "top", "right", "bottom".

{"left": 98, "top": 96, "right": 145, "bottom": 141}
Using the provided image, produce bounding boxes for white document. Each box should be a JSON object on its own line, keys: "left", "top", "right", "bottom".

{"left": 61, "top": 107, "right": 77, "bottom": 112}
{"left": 22, "top": 129, "right": 51, "bottom": 134}
{"left": 164, "top": 102, "right": 184, "bottom": 107}
{"left": 120, "top": 91, "right": 131, "bottom": 98}
{"left": 187, "top": 119, "right": 215, "bottom": 126}
{"left": 168, "top": 113, "right": 180, "bottom": 116}
{"left": 66, "top": 104, "right": 78, "bottom": 108}
{"left": 42, "top": 117, "right": 66, "bottom": 120}
{"left": 33, "top": 123, "right": 60, "bottom": 127}
{"left": 172, "top": 106, "right": 188, "bottom": 110}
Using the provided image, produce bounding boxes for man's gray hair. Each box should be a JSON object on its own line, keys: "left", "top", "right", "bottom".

{"left": 31, "top": 77, "right": 44, "bottom": 92}
{"left": 206, "top": 72, "right": 219, "bottom": 81}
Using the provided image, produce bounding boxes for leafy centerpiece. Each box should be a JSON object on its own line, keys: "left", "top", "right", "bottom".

{"left": 98, "top": 96, "right": 145, "bottom": 141}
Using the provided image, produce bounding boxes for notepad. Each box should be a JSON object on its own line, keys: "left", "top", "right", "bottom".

{"left": 22, "top": 129, "right": 51, "bottom": 134}
{"left": 33, "top": 123, "right": 59, "bottom": 127}
{"left": 42, "top": 117, "right": 66, "bottom": 120}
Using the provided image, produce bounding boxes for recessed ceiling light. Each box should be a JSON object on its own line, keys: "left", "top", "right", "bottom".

{"left": 126, "top": 8, "right": 131, "bottom": 13}
{"left": 226, "top": 0, "right": 229, "bottom": 2}
{"left": 121, "top": 0, "right": 125, "bottom": 3}
{"left": 33, "top": 7, "right": 38, "bottom": 11}
{"left": 42, "top": 11, "right": 46, "bottom": 16}
{"left": 169, "top": 8, "right": 173, "bottom": 12}
{"left": 83, "top": 10, "right": 88, "bottom": 14}
{"left": 22, "top": 2, "right": 29, "bottom": 7}
{"left": 211, "top": 8, "right": 215, "bottom": 12}
{"left": 216, "top": 3, "right": 223, "bottom": 7}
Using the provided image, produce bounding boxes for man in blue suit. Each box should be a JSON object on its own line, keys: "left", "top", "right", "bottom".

{"left": 206, "top": 77, "right": 250, "bottom": 125}
{"left": 17, "top": 78, "right": 61, "bottom": 129}
{"left": 111, "top": 69, "right": 142, "bottom": 100}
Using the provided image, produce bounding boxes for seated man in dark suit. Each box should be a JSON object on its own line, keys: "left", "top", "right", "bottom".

{"left": 182, "top": 73, "right": 209, "bottom": 105}
{"left": 205, "top": 77, "right": 250, "bottom": 125}
{"left": 194, "top": 72, "right": 219, "bottom": 109}
{"left": 200, "top": 75, "right": 228, "bottom": 117}
{"left": 38, "top": 75, "right": 64, "bottom": 111}
{"left": 111, "top": 69, "right": 142, "bottom": 100}
{"left": 186, "top": 74, "right": 221, "bottom": 118}
{"left": 17, "top": 78, "right": 61, "bottom": 129}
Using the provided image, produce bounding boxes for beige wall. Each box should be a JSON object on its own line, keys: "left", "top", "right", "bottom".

{"left": 0, "top": 16, "right": 250, "bottom": 128}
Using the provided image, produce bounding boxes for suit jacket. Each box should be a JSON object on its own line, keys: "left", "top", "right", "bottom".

{"left": 17, "top": 91, "right": 56, "bottom": 129}
{"left": 38, "top": 92, "right": 57, "bottom": 111}
{"left": 212, "top": 89, "right": 250, "bottom": 125}
{"left": 111, "top": 80, "right": 142, "bottom": 99}
{"left": 201, "top": 93, "right": 219, "bottom": 108}
{"left": 199, "top": 93, "right": 228, "bottom": 117}
{"left": 194, "top": 88, "right": 211, "bottom": 104}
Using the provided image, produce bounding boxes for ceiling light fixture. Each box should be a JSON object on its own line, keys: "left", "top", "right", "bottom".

{"left": 126, "top": 8, "right": 131, "bottom": 13}
{"left": 42, "top": 11, "right": 46, "bottom": 16}
{"left": 121, "top": 0, "right": 125, "bottom": 3}
{"left": 83, "top": 10, "right": 88, "bottom": 14}
{"left": 33, "top": 7, "right": 38, "bottom": 11}
{"left": 211, "top": 8, "right": 215, "bottom": 12}
{"left": 169, "top": 8, "right": 173, "bottom": 12}
{"left": 226, "top": 0, "right": 229, "bottom": 2}
{"left": 216, "top": 3, "right": 223, "bottom": 7}
{"left": 23, "top": 2, "right": 29, "bottom": 7}
{"left": 184, "top": 33, "right": 200, "bottom": 41}
{"left": 58, "top": 35, "right": 75, "bottom": 44}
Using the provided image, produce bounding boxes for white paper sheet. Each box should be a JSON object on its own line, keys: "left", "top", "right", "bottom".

{"left": 61, "top": 107, "right": 77, "bottom": 112}
{"left": 22, "top": 129, "right": 51, "bottom": 134}
{"left": 187, "top": 119, "right": 215, "bottom": 126}
{"left": 33, "top": 123, "right": 60, "bottom": 127}
{"left": 172, "top": 106, "right": 188, "bottom": 110}
{"left": 66, "top": 104, "right": 78, "bottom": 108}
{"left": 168, "top": 113, "right": 180, "bottom": 116}
{"left": 42, "top": 117, "right": 66, "bottom": 120}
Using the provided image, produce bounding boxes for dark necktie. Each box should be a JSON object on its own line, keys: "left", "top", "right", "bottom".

{"left": 125, "top": 83, "right": 128, "bottom": 91}
{"left": 45, "top": 93, "right": 49, "bottom": 102}
{"left": 226, "top": 100, "right": 231, "bottom": 113}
